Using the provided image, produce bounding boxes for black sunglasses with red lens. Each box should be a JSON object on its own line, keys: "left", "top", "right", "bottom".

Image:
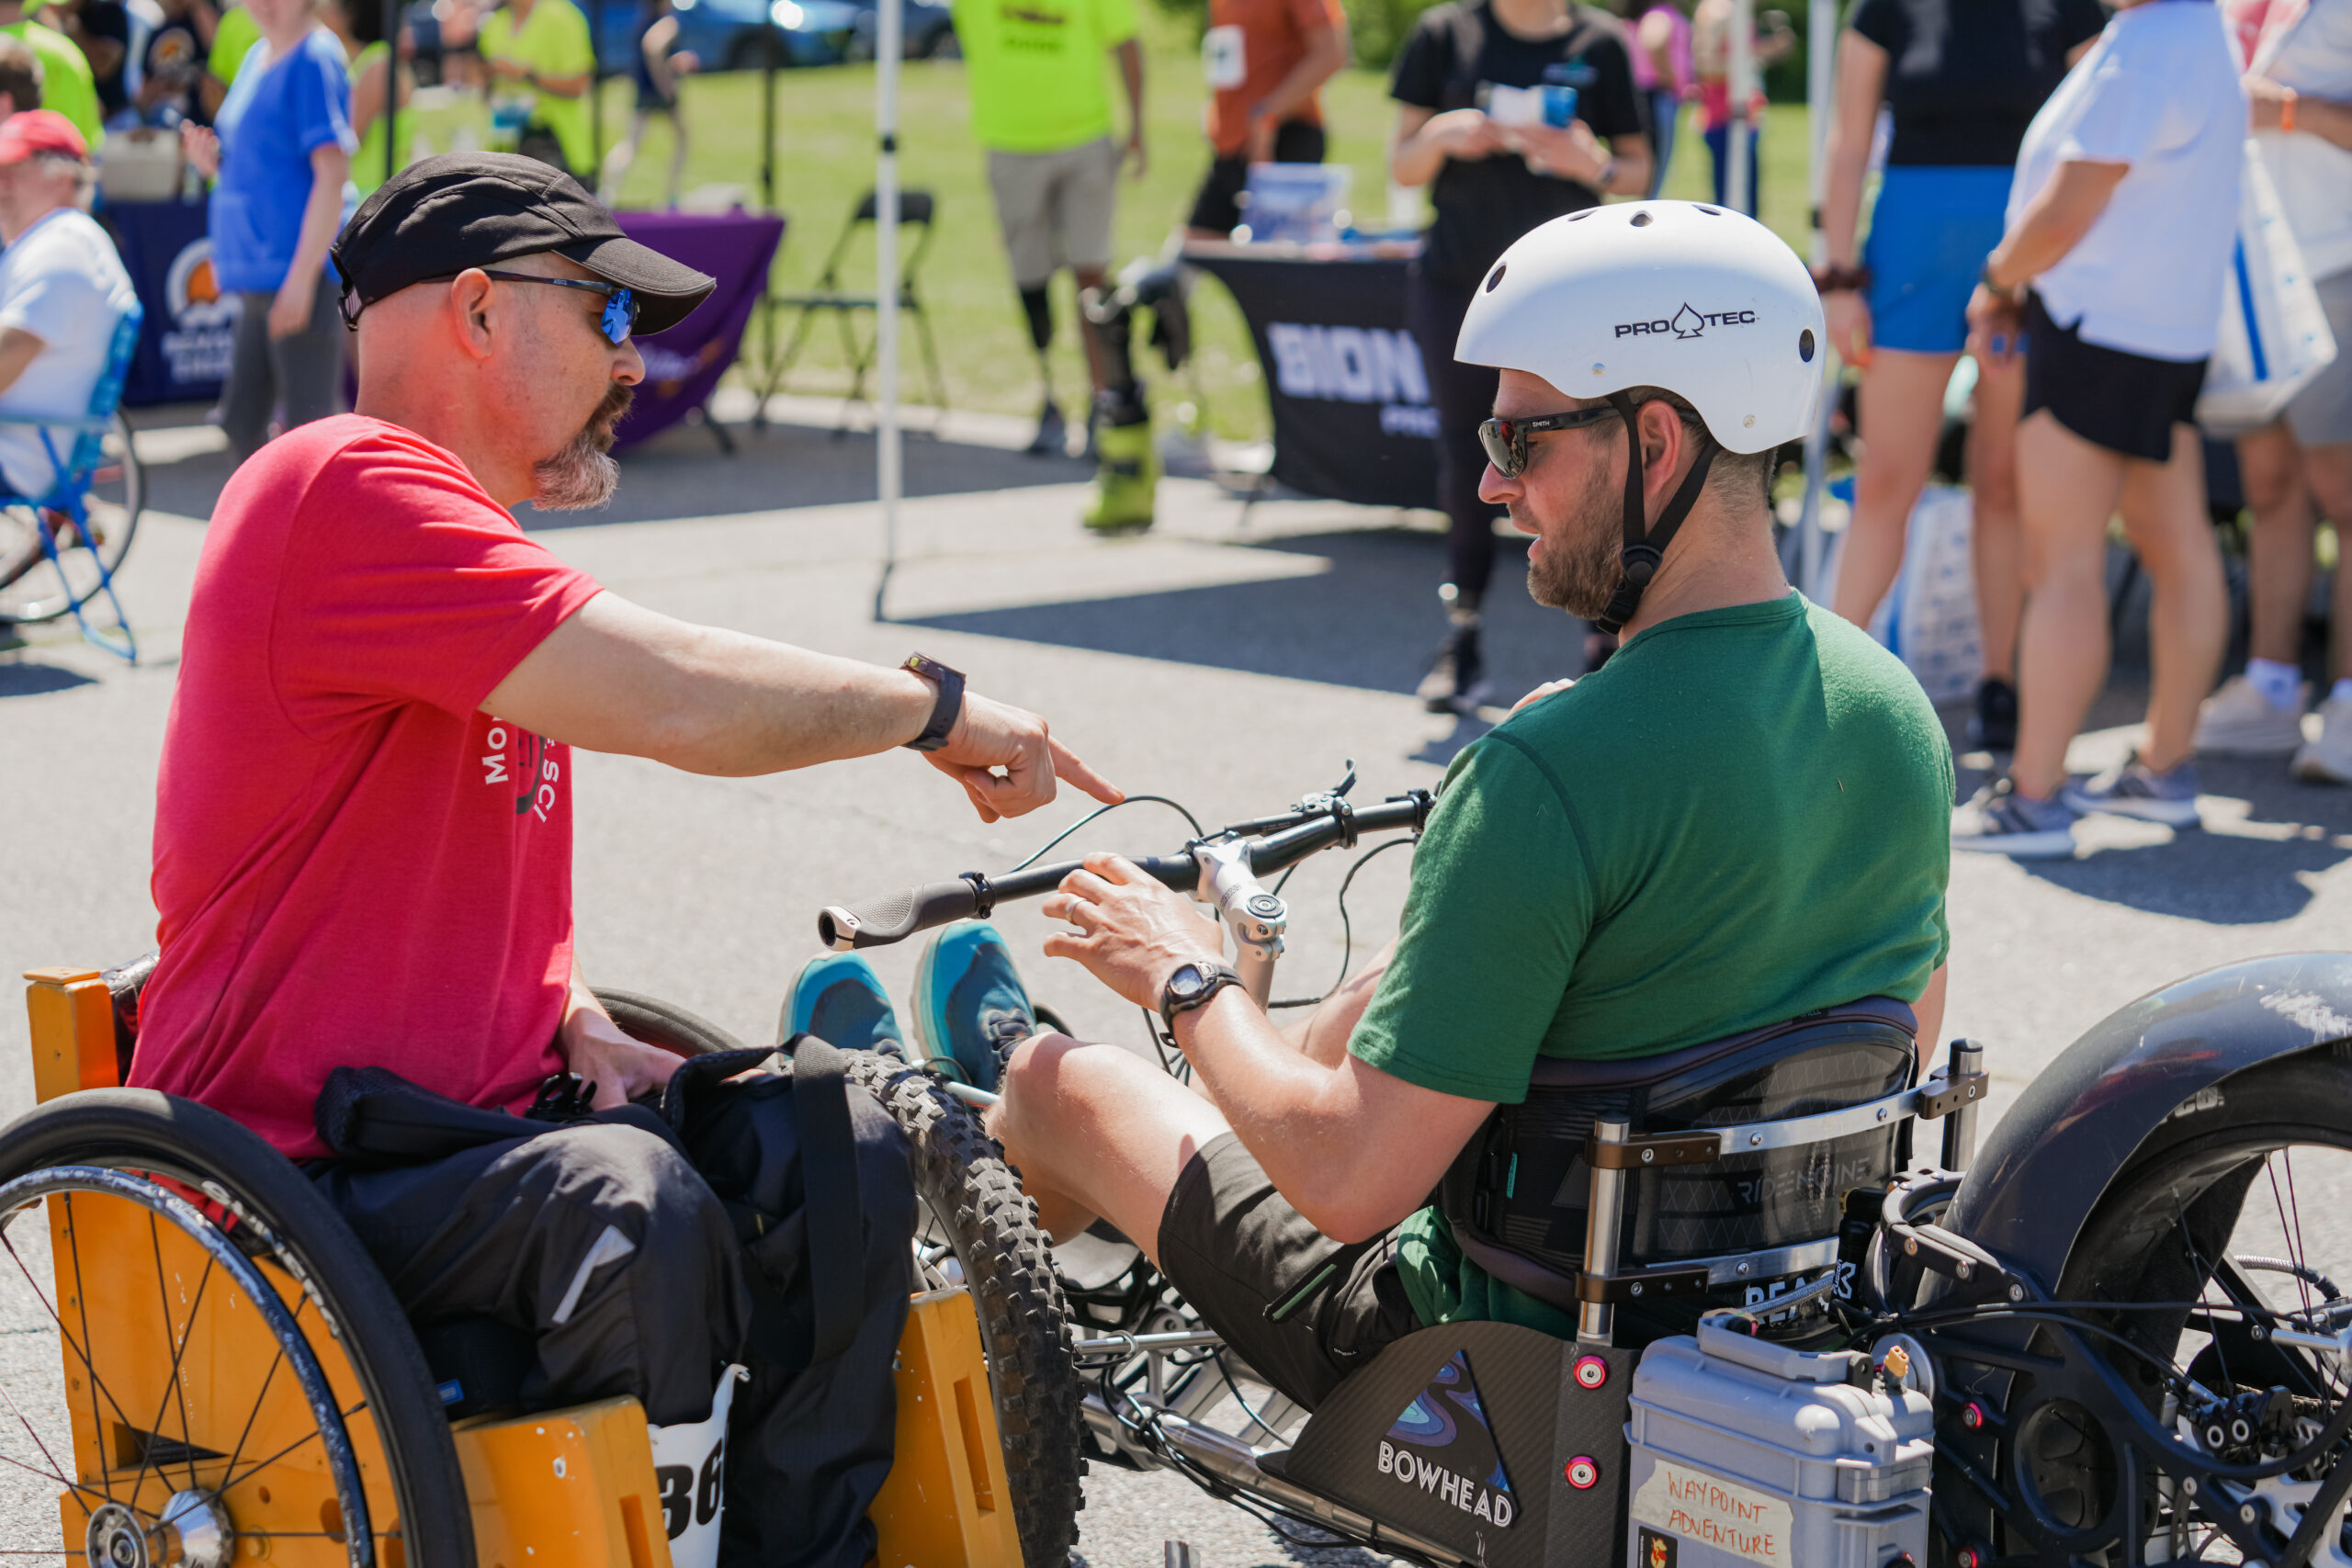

{"left": 1476, "top": 404, "right": 1624, "bottom": 478}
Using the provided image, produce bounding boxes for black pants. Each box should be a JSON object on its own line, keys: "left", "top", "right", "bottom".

{"left": 1406, "top": 268, "right": 1505, "bottom": 605}
{"left": 314, "top": 1084, "right": 916, "bottom": 1568}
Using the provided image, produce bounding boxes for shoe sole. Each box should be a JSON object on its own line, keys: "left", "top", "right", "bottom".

{"left": 2194, "top": 720, "right": 2305, "bottom": 755}
{"left": 1953, "top": 827, "right": 2076, "bottom": 858}
{"left": 2058, "top": 788, "right": 2201, "bottom": 828}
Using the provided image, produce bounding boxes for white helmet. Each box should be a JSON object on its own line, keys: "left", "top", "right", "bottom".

{"left": 1456, "top": 200, "right": 1824, "bottom": 453}
{"left": 1453, "top": 200, "right": 1824, "bottom": 631}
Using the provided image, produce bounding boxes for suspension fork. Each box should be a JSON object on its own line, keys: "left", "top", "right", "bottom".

{"left": 1192, "top": 839, "right": 1287, "bottom": 1009}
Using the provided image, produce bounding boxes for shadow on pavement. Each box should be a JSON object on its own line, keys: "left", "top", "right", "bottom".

{"left": 127, "top": 414, "right": 1093, "bottom": 527}
{"left": 0, "top": 660, "right": 96, "bottom": 697}
{"left": 1952, "top": 684, "right": 2352, "bottom": 921}
{"left": 897, "top": 526, "right": 1595, "bottom": 704}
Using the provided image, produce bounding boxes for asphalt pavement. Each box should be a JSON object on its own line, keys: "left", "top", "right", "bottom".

{"left": 6, "top": 402, "right": 2352, "bottom": 1567}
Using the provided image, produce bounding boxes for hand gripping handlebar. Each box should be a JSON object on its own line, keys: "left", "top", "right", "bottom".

{"left": 815, "top": 791, "right": 1433, "bottom": 952}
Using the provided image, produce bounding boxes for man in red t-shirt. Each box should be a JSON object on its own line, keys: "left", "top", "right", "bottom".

{"left": 131, "top": 153, "right": 1119, "bottom": 1568}
{"left": 1182, "top": 0, "right": 1349, "bottom": 238}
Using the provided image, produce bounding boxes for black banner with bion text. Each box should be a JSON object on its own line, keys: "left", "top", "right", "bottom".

{"left": 1189, "top": 250, "right": 1440, "bottom": 511}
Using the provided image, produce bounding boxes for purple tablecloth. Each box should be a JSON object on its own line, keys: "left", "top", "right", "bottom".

{"left": 608, "top": 209, "right": 786, "bottom": 450}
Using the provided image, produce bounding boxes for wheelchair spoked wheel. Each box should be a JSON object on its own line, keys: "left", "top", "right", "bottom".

{"left": 0, "top": 413, "right": 143, "bottom": 625}
{"left": 842, "top": 1054, "right": 1087, "bottom": 1568}
{"left": 592, "top": 991, "right": 1090, "bottom": 1568}
{"left": 1939, "top": 1055, "right": 2352, "bottom": 1567}
{"left": 0, "top": 1089, "right": 473, "bottom": 1568}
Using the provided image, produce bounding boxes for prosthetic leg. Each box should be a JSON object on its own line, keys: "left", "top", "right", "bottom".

{"left": 1020, "top": 285, "right": 1068, "bottom": 457}
{"left": 1076, "top": 261, "right": 1193, "bottom": 534}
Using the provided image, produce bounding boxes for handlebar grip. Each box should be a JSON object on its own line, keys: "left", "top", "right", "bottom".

{"left": 817, "top": 879, "right": 980, "bottom": 951}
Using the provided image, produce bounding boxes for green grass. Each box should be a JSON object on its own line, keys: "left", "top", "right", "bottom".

{"left": 407, "top": 23, "right": 1814, "bottom": 440}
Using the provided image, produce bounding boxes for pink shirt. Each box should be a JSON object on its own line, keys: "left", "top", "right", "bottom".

{"left": 1628, "top": 1, "right": 1694, "bottom": 95}
{"left": 134, "top": 415, "right": 603, "bottom": 1157}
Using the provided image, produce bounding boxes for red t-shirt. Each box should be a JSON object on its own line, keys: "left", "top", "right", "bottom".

{"left": 132, "top": 415, "right": 604, "bottom": 1158}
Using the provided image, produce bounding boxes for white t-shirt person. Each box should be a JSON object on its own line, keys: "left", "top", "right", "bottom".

{"left": 0, "top": 205, "right": 140, "bottom": 499}
{"left": 2009, "top": 0, "right": 2247, "bottom": 360}
{"left": 2233, "top": 0, "right": 2352, "bottom": 279}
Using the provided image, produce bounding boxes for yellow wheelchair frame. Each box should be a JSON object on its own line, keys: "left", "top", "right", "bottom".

{"left": 20, "top": 966, "right": 1023, "bottom": 1568}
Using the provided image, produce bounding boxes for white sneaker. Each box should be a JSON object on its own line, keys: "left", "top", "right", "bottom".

{"left": 2293, "top": 694, "right": 2352, "bottom": 783}
{"left": 2195, "top": 674, "right": 2308, "bottom": 755}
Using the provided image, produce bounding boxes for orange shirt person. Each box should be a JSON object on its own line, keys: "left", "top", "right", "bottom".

{"left": 1183, "top": 0, "right": 1348, "bottom": 238}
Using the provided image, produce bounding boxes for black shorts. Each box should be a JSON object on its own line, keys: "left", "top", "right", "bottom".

{"left": 1185, "top": 120, "right": 1329, "bottom": 237}
{"left": 2022, "top": 291, "right": 2209, "bottom": 462}
{"left": 1155, "top": 1132, "right": 1421, "bottom": 1411}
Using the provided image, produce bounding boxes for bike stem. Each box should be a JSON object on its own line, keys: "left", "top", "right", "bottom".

{"left": 1191, "top": 839, "right": 1288, "bottom": 1010}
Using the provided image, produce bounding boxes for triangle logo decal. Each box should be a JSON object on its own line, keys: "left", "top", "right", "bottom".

{"left": 1375, "top": 1348, "right": 1517, "bottom": 1526}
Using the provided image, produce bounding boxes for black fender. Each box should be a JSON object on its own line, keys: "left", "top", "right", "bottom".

{"left": 1944, "top": 951, "right": 2352, "bottom": 1295}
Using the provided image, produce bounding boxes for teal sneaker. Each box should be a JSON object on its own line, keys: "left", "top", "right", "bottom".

{"left": 912, "top": 921, "right": 1038, "bottom": 1092}
{"left": 782, "top": 952, "right": 905, "bottom": 1059}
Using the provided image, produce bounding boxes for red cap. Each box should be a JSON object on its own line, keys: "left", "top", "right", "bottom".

{"left": 0, "top": 110, "right": 90, "bottom": 165}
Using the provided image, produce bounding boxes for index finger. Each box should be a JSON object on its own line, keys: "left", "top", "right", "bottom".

{"left": 1051, "top": 737, "right": 1124, "bottom": 807}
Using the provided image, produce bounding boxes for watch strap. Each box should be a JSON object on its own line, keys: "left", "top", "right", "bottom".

{"left": 1161, "top": 963, "right": 1245, "bottom": 1030}
{"left": 900, "top": 653, "right": 965, "bottom": 752}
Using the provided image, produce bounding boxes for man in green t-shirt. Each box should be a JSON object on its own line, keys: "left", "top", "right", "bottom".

{"left": 948, "top": 0, "right": 1145, "bottom": 486}
{"left": 0, "top": 0, "right": 100, "bottom": 149}
{"left": 478, "top": 0, "right": 594, "bottom": 177}
{"left": 976, "top": 203, "right": 1955, "bottom": 1410}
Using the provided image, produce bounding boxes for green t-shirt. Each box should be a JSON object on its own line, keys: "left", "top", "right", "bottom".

{"left": 478, "top": 0, "right": 595, "bottom": 176}
{"left": 949, "top": 0, "right": 1137, "bottom": 152}
{"left": 1348, "top": 593, "right": 1953, "bottom": 1339}
{"left": 208, "top": 2, "right": 260, "bottom": 86}
{"left": 6, "top": 19, "right": 102, "bottom": 150}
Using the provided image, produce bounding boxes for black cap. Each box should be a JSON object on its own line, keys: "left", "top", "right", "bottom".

{"left": 331, "top": 153, "right": 717, "bottom": 335}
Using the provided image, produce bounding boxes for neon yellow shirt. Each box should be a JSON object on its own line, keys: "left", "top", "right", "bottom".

{"left": 477, "top": 0, "right": 595, "bottom": 176}
{"left": 208, "top": 2, "right": 260, "bottom": 85}
{"left": 4, "top": 20, "right": 102, "bottom": 150}
{"left": 347, "top": 39, "right": 411, "bottom": 193}
{"left": 948, "top": 0, "right": 1137, "bottom": 152}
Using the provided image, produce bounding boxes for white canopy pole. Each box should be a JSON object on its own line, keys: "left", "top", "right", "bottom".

{"left": 873, "top": 0, "right": 904, "bottom": 620}
{"left": 1794, "top": 0, "right": 1839, "bottom": 599}
{"left": 1726, "top": 0, "right": 1755, "bottom": 215}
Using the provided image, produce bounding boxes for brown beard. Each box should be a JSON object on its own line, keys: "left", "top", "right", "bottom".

{"left": 1521, "top": 444, "right": 1623, "bottom": 620}
{"left": 531, "top": 382, "right": 634, "bottom": 512}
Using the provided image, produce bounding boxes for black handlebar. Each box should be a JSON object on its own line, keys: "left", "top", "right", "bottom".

{"left": 816, "top": 791, "right": 1431, "bottom": 951}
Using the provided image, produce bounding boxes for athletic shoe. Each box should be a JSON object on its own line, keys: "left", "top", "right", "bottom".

{"left": 912, "top": 921, "right": 1038, "bottom": 1093}
{"left": 2062, "top": 755, "right": 2202, "bottom": 828}
{"left": 782, "top": 952, "right": 905, "bottom": 1059}
{"left": 2293, "top": 693, "right": 2352, "bottom": 784}
{"left": 1965, "top": 677, "right": 2018, "bottom": 752}
{"left": 1081, "top": 422, "right": 1157, "bottom": 532}
{"left": 1025, "top": 400, "right": 1068, "bottom": 457}
{"left": 1416, "top": 623, "right": 1491, "bottom": 715}
{"left": 1952, "top": 779, "right": 2077, "bottom": 858}
{"left": 2194, "top": 674, "right": 2307, "bottom": 755}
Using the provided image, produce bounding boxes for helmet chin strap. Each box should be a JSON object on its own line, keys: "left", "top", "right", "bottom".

{"left": 1593, "top": 391, "right": 1719, "bottom": 637}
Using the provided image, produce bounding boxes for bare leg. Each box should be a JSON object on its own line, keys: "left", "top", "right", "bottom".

{"left": 987, "top": 1033, "right": 1233, "bottom": 1253}
{"left": 1968, "top": 353, "right": 2027, "bottom": 682}
{"left": 2119, "top": 428, "right": 2228, "bottom": 773}
{"left": 1833, "top": 349, "right": 1962, "bottom": 628}
{"left": 2237, "top": 422, "right": 2316, "bottom": 670}
{"left": 2011, "top": 411, "right": 2130, "bottom": 799}
{"left": 1073, "top": 264, "right": 1111, "bottom": 398}
{"left": 664, "top": 106, "right": 688, "bottom": 210}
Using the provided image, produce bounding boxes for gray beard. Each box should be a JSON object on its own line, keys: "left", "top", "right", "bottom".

{"left": 531, "top": 385, "right": 632, "bottom": 512}
{"left": 1521, "top": 456, "right": 1623, "bottom": 621}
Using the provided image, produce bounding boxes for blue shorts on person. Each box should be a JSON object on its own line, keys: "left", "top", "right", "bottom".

{"left": 1861, "top": 165, "right": 2013, "bottom": 355}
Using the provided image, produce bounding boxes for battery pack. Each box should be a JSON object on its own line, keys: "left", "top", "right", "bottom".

{"left": 1623, "top": 1321, "right": 1932, "bottom": 1568}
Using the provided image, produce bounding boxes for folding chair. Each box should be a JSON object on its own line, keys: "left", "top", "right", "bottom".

{"left": 0, "top": 302, "right": 144, "bottom": 662}
{"left": 761, "top": 189, "right": 948, "bottom": 429}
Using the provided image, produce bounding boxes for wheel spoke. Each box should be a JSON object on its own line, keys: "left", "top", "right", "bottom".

{"left": 125, "top": 1211, "right": 215, "bottom": 1506}
{"left": 4, "top": 1203, "right": 129, "bottom": 1506}
{"left": 0, "top": 1373, "right": 83, "bottom": 1508}
{"left": 208, "top": 1293, "right": 300, "bottom": 1512}
{"left": 209, "top": 1396, "right": 368, "bottom": 1504}
{"left": 0, "top": 1441, "right": 110, "bottom": 1504}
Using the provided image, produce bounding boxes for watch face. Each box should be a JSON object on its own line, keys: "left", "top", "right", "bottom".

{"left": 1169, "top": 964, "right": 1207, "bottom": 999}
